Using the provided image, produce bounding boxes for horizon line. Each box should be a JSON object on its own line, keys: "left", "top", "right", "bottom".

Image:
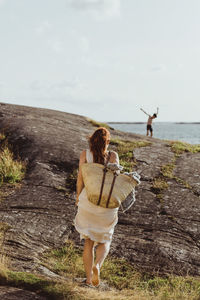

{"left": 107, "top": 121, "right": 200, "bottom": 124}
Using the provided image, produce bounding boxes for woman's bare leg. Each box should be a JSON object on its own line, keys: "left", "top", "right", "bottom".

{"left": 92, "top": 242, "right": 110, "bottom": 286}
{"left": 83, "top": 239, "right": 94, "bottom": 284}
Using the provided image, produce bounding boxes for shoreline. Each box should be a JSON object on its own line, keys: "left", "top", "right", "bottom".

{"left": 108, "top": 122, "right": 200, "bottom": 124}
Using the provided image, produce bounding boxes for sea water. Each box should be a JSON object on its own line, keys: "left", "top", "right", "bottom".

{"left": 108, "top": 122, "right": 200, "bottom": 145}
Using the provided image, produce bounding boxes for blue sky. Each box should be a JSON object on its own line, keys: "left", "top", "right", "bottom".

{"left": 0, "top": 0, "right": 200, "bottom": 122}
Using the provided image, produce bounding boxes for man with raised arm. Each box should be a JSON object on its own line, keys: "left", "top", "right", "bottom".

{"left": 140, "top": 107, "right": 159, "bottom": 137}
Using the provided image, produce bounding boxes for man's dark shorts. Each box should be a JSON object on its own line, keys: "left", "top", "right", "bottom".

{"left": 147, "top": 124, "right": 153, "bottom": 132}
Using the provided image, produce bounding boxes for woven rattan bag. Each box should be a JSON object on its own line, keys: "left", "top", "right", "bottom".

{"left": 81, "top": 162, "right": 138, "bottom": 209}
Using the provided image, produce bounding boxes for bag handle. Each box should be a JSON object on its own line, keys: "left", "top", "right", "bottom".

{"left": 106, "top": 171, "right": 118, "bottom": 208}
{"left": 97, "top": 151, "right": 111, "bottom": 206}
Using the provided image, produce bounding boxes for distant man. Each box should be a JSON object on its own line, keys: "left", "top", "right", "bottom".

{"left": 140, "top": 107, "right": 159, "bottom": 137}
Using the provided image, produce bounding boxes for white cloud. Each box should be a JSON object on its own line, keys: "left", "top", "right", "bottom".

{"left": 81, "top": 55, "right": 105, "bottom": 68}
{"left": 67, "top": 0, "right": 102, "bottom": 10}
{"left": 50, "top": 79, "right": 83, "bottom": 91}
{"left": 29, "top": 79, "right": 86, "bottom": 98}
{"left": 0, "top": 81, "right": 5, "bottom": 88}
{"left": 177, "top": 63, "right": 184, "bottom": 70}
{"left": 150, "top": 64, "right": 166, "bottom": 72}
{"left": 35, "top": 21, "right": 52, "bottom": 36}
{"left": 30, "top": 80, "right": 44, "bottom": 91}
{"left": 66, "top": 0, "right": 121, "bottom": 20}
{"left": 0, "top": 0, "right": 5, "bottom": 6}
{"left": 79, "top": 36, "right": 90, "bottom": 53}
{"left": 47, "top": 38, "right": 64, "bottom": 54}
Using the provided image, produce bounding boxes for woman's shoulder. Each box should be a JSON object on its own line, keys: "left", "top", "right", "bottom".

{"left": 80, "top": 149, "right": 93, "bottom": 163}
{"left": 108, "top": 150, "right": 119, "bottom": 163}
{"left": 109, "top": 150, "right": 118, "bottom": 156}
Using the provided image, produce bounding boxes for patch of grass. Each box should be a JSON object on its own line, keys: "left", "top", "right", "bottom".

{"left": 161, "top": 163, "right": 175, "bottom": 179}
{"left": 42, "top": 242, "right": 200, "bottom": 299}
{"left": 152, "top": 178, "right": 169, "bottom": 193}
{"left": 1, "top": 240, "right": 200, "bottom": 299}
{"left": 0, "top": 222, "right": 11, "bottom": 279}
{"left": 42, "top": 240, "right": 85, "bottom": 279}
{"left": 0, "top": 146, "right": 26, "bottom": 185}
{"left": 110, "top": 138, "right": 151, "bottom": 172}
{"left": 161, "top": 161, "right": 192, "bottom": 189}
{"left": 56, "top": 169, "right": 78, "bottom": 198}
{"left": 0, "top": 222, "right": 11, "bottom": 233}
{"left": 65, "top": 169, "right": 78, "bottom": 192}
{"left": 87, "top": 118, "right": 113, "bottom": 130}
{"left": 156, "top": 193, "right": 164, "bottom": 201}
{"left": 0, "top": 253, "right": 8, "bottom": 279}
{"left": 170, "top": 141, "right": 200, "bottom": 156}
{"left": 1, "top": 269, "right": 200, "bottom": 300}
{"left": 0, "top": 183, "right": 22, "bottom": 203}
{"left": 0, "top": 271, "right": 83, "bottom": 300}
{"left": 0, "top": 133, "right": 6, "bottom": 141}
{"left": 101, "top": 257, "right": 143, "bottom": 289}
{"left": 174, "top": 177, "right": 192, "bottom": 189}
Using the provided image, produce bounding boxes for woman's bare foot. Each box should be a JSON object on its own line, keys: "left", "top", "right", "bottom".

{"left": 92, "top": 264, "right": 100, "bottom": 286}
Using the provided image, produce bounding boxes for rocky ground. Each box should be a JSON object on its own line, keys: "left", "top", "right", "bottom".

{"left": 0, "top": 286, "right": 46, "bottom": 300}
{"left": 0, "top": 102, "right": 199, "bottom": 299}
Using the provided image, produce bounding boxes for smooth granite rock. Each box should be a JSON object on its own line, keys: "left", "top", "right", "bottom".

{"left": 0, "top": 102, "right": 199, "bottom": 278}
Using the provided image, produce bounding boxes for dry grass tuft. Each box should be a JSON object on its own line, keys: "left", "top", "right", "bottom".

{"left": 0, "top": 223, "right": 10, "bottom": 279}
{"left": 0, "top": 240, "right": 200, "bottom": 299}
{"left": 87, "top": 118, "right": 113, "bottom": 130}
{"left": 110, "top": 138, "right": 151, "bottom": 172}
{"left": 0, "top": 146, "right": 26, "bottom": 185}
{"left": 169, "top": 141, "right": 200, "bottom": 155}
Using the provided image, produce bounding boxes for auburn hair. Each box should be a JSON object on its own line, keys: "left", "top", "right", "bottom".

{"left": 89, "top": 127, "right": 110, "bottom": 164}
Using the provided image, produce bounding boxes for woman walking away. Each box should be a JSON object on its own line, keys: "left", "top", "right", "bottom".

{"left": 74, "top": 127, "right": 119, "bottom": 287}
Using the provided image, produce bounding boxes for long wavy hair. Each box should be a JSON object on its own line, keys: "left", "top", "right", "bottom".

{"left": 89, "top": 127, "right": 110, "bottom": 164}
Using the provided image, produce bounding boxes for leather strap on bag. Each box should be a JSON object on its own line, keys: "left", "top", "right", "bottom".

{"left": 106, "top": 171, "right": 118, "bottom": 208}
{"left": 97, "top": 151, "right": 111, "bottom": 206}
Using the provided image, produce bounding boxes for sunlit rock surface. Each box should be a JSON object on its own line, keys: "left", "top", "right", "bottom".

{"left": 0, "top": 102, "right": 199, "bottom": 277}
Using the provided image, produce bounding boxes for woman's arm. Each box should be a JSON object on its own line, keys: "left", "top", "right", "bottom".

{"left": 76, "top": 150, "right": 86, "bottom": 206}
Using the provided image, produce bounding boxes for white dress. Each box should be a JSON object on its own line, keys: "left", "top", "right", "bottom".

{"left": 74, "top": 149, "right": 119, "bottom": 244}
